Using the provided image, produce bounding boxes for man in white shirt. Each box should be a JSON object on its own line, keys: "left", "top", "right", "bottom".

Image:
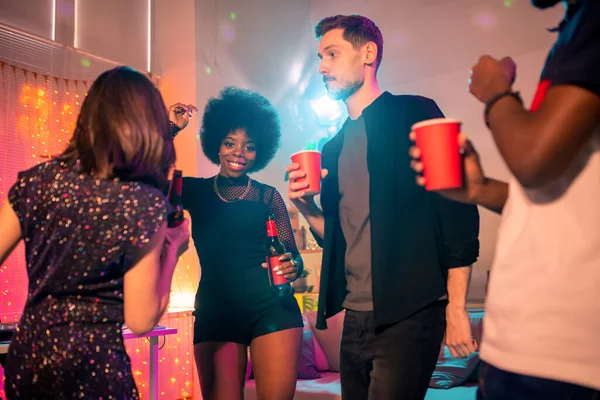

{"left": 410, "top": 0, "right": 600, "bottom": 398}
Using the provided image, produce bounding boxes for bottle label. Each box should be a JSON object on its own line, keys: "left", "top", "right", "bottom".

{"left": 266, "top": 220, "right": 278, "bottom": 237}
{"left": 173, "top": 177, "right": 183, "bottom": 196}
{"left": 268, "top": 256, "right": 288, "bottom": 286}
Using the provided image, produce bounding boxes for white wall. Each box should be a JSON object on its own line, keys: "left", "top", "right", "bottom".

{"left": 0, "top": 0, "right": 55, "bottom": 39}
{"left": 74, "top": 0, "right": 150, "bottom": 71}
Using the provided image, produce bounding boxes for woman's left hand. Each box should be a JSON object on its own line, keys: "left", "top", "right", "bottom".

{"left": 261, "top": 252, "right": 300, "bottom": 281}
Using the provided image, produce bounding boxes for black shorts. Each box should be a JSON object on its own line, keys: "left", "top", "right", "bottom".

{"left": 193, "top": 294, "right": 303, "bottom": 346}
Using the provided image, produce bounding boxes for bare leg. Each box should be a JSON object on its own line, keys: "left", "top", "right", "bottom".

{"left": 250, "top": 327, "right": 303, "bottom": 400}
{"left": 194, "top": 342, "right": 248, "bottom": 400}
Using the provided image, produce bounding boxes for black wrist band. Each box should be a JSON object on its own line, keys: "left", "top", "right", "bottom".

{"left": 484, "top": 90, "right": 523, "bottom": 128}
{"left": 170, "top": 121, "right": 182, "bottom": 138}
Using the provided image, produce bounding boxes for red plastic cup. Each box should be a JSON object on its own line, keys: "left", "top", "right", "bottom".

{"left": 291, "top": 150, "right": 322, "bottom": 195}
{"left": 411, "top": 118, "right": 463, "bottom": 191}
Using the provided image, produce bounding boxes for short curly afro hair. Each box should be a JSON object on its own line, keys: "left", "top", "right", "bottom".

{"left": 200, "top": 86, "right": 281, "bottom": 173}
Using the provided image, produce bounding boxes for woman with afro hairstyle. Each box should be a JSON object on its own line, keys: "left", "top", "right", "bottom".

{"left": 169, "top": 87, "right": 304, "bottom": 400}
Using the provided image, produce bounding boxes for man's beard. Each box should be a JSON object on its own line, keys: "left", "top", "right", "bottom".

{"left": 530, "top": 0, "right": 562, "bottom": 9}
{"left": 327, "top": 79, "right": 363, "bottom": 101}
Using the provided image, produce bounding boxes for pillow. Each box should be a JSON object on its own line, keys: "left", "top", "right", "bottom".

{"left": 246, "top": 314, "right": 321, "bottom": 380}
{"left": 429, "top": 346, "right": 480, "bottom": 389}
{"left": 245, "top": 348, "right": 253, "bottom": 381}
{"left": 312, "top": 329, "right": 329, "bottom": 371}
{"left": 304, "top": 310, "right": 345, "bottom": 372}
{"left": 429, "top": 310, "right": 485, "bottom": 389}
{"left": 297, "top": 327, "right": 322, "bottom": 379}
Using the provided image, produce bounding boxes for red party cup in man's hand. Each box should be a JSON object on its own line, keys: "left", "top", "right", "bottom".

{"left": 290, "top": 150, "right": 322, "bottom": 195}
{"left": 412, "top": 118, "right": 463, "bottom": 191}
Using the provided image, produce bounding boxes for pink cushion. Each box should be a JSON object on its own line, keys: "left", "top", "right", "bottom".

{"left": 429, "top": 310, "right": 484, "bottom": 389}
{"left": 312, "top": 330, "right": 329, "bottom": 371}
{"left": 245, "top": 349, "right": 253, "bottom": 381}
{"left": 304, "top": 310, "right": 345, "bottom": 372}
{"left": 297, "top": 314, "right": 322, "bottom": 379}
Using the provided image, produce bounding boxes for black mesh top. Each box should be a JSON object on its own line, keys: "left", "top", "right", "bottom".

{"left": 207, "top": 174, "right": 299, "bottom": 256}
{"left": 181, "top": 175, "right": 301, "bottom": 313}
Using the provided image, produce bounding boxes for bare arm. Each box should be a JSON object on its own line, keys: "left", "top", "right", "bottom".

{"left": 0, "top": 202, "right": 22, "bottom": 266}
{"left": 432, "top": 189, "right": 479, "bottom": 358}
{"left": 444, "top": 265, "right": 478, "bottom": 358}
{"left": 447, "top": 266, "right": 471, "bottom": 310}
{"left": 488, "top": 85, "right": 600, "bottom": 188}
{"left": 124, "top": 220, "right": 189, "bottom": 335}
{"left": 473, "top": 178, "right": 509, "bottom": 215}
{"left": 298, "top": 203, "right": 325, "bottom": 241}
{"left": 269, "top": 188, "right": 305, "bottom": 278}
{"left": 410, "top": 132, "right": 509, "bottom": 215}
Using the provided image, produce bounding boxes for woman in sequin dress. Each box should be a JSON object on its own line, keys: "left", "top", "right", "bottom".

{"left": 0, "top": 66, "right": 190, "bottom": 399}
{"left": 169, "top": 87, "right": 304, "bottom": 400}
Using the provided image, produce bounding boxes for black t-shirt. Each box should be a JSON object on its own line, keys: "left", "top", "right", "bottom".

{"left": 531, "top": 0, "right": 600, "bottom": 111}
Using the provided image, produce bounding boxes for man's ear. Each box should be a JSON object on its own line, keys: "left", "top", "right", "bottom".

{"left": 364, "top": 41, "right": 378, "bottom": 66}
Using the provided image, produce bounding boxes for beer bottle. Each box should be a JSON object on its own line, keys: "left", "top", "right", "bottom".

{"left": 167, "top": 170, "right": 184, "bottom": 228}
{"left": 266, "top": 214, "right": 292, "bottom": 296}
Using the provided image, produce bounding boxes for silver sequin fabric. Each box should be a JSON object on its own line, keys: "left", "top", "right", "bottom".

{"left": 4, "top": 159, "right": 167, "bottom": 399}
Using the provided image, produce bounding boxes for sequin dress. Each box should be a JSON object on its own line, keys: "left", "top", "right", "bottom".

{"left": 182, "top": 175, "right": 303, "bottom": 345}
{"left": 5, "top": 160, "right": 168, "bottom": 399}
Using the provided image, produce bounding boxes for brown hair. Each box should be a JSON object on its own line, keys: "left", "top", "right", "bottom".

{"left": 315, "top": 15, "right": 384, "bottom": 72}
{"left": 57, "top": 66, "right": 175, "bottom": 188}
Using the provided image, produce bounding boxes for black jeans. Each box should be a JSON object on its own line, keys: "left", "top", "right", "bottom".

{"left": 340, "top": 301, "right": 446, "bottom": 400}
{"left": 477, "top": 361, "right": 600, "bottom": 400}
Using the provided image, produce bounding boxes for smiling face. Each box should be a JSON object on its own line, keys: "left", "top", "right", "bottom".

{"left": 218, "top": 128, "right": 256, "bottom": 178}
